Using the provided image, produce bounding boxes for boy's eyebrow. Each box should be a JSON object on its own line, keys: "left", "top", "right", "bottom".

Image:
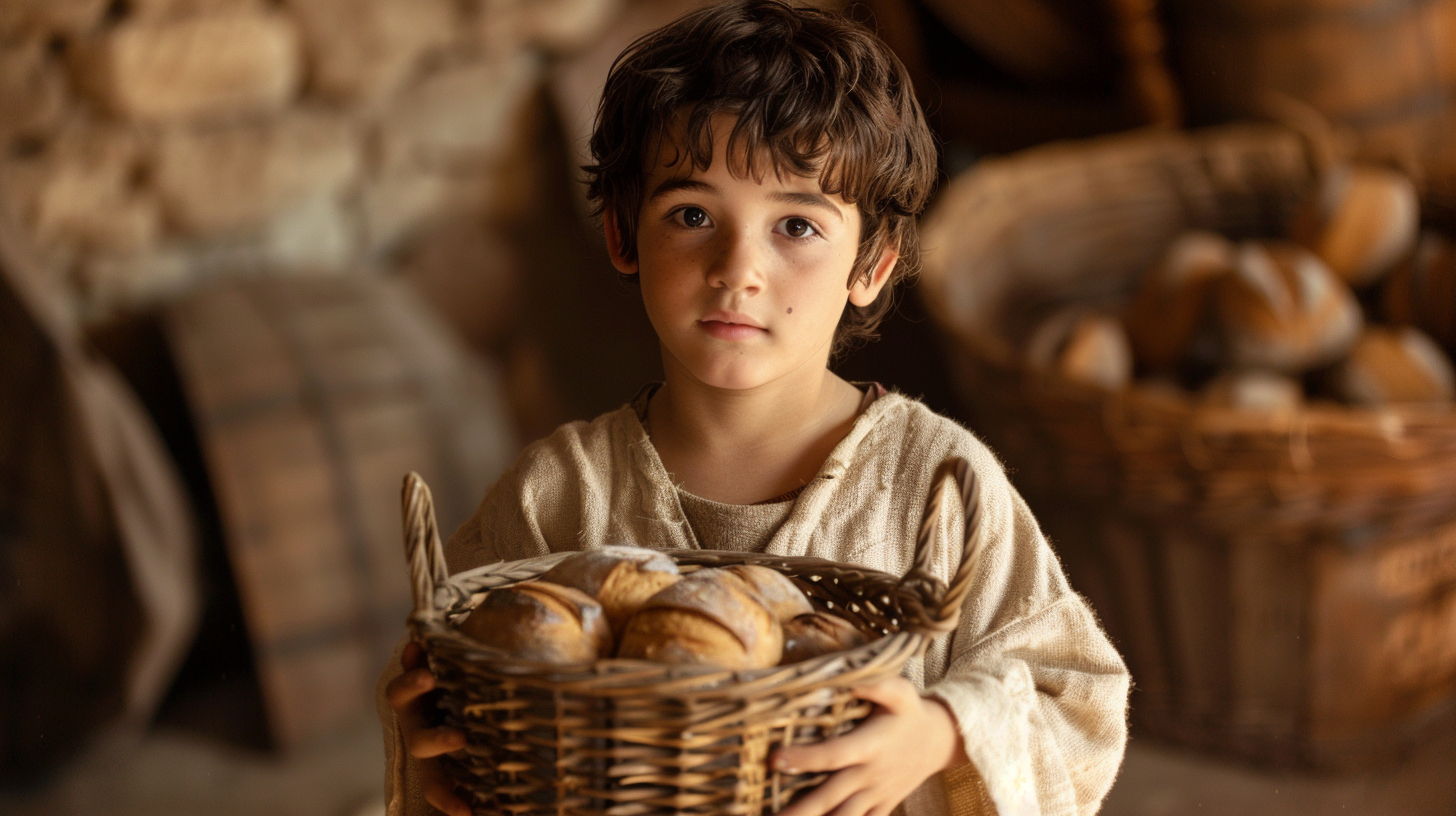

{"left": 648, "top": 178, "right": 846, "bottom": 224}
{"left": 648, "top": 178, "right": 715, "bottom": 201}
{"left": 769, "top": 191, "right": 845, "bottom": 223}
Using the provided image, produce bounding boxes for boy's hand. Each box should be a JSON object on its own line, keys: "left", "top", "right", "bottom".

{"left": 772, "top": 677, "right": 968, "bottom": 816}
{"left": 385, "top": 641, "right": 471, "bottom": 816}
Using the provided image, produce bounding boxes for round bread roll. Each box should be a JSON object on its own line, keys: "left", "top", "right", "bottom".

{"left": 1125, "top": 231, "right": 1238, "bottom": 371}
{"left": 1293, "top": 164, "right": 1418, "bottom": 288}
{"left": 539, "top": 545, "right": 681, "bottom": 635}
{"left": 1325, "top": 326, "right": 1456, "bottom": 406}
{"left": 1213, "top": 241, "right": 1363, "bottom": 372}
{"left": 617, "top": 568, "right": 782, "bottom": 669}
{"left": 1199, "top": 370, "right": 1303, "bottom": 413}
{"left": 457, "top": 580, "right": 613, "bottom": 664}
{"left": 719, "top": 564, "right": 812, "bottom": 621}
{"left": 1027, "top": 308, "right": 1133, "bottom": 390}
{"left": 1383, "top": 231, "right": 1456, "bottom": 355}
{"left": 781, "top": 612, "right": 868, "bottom": 664}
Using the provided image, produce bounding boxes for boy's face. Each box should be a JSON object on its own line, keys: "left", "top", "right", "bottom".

{"left": 606, "top": 116, "right": 896, "bottom": 392}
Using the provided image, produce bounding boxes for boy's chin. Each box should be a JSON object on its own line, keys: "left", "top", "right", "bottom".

{"left": 663, "top": 343, "right": 826, "bottom": 392}
{"left": 675, "top": 356, "right": 783, "bottom": 392}
{"left": 687, "top": 366, "right": 774, "bottom": 392}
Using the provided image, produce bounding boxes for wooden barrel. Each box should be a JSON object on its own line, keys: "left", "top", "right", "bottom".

{"left": 918, "top": 0, "right": 1118, "bottom": 90}
{"left": 861, "top": 0, "right": 1158, "bottom": 155}
{"left": 163, "top": 273, "right": 516, "bottom": 750}
{"left": 1165, "top": 0, "right": 1456, "bottom": 195}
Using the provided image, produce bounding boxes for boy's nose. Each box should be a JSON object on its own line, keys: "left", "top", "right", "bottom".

{"left": 706, "top": 230, "right": 765, "bottom": 294}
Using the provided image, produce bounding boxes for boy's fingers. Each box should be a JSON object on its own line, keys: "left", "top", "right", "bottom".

{"left": 408, "top": 726, "right": 468, "bottom": 758}
{"left": 775, "top": 723, "right": 877, "bottom": 774}
{"left": 777, "top": 767, "right": 862, "bottom": 816}
{"left": 422, "top": 769, "right": 471, "bottom": 816}
{"left": 826, "top": 790, "right": 875, "bottom": 816}
{"left": 848, "top": 677, "right": 918, "bottom": 713}
{"left": 401, "top": 640, "right": 424, "bottom": 670}
{"left": 386, "top": 667, "right": 437, "bottom": 710}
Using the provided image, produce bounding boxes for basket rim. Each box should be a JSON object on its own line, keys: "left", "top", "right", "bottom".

{"left": 400, "top": 460, "right": 985, "bottom": 699}
{"left": 412, "top": 548, "right": 930, "bottom": 699}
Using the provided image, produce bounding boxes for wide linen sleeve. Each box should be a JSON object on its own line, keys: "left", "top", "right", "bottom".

{"left": 921, "top": 452, "right": 1129, "bottom": 816}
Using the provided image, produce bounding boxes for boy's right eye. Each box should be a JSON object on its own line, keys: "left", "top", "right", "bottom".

{"left": 673, "top": 207, "right": 709, "bottom": 229}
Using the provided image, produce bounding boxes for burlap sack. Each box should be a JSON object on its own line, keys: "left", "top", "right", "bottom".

{"left": 0, "top": 211, "right": 199, "bottom": 780}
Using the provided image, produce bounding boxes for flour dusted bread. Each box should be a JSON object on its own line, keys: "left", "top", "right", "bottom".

{"left": 1027, "top": 308, "right": 1133, "bottom": 390}
{"left": 1383, "top": 231, "right": 1456, "bottom": 355}
{"left": 1199, "top": 370, "right": 1303, "bottom": 413}
{"left": 617, "top": 568, "right": 782, "bottom": 669}
{"left": 781, "top": 612, "right": 868, "bottom": 664}
{"left": 539, "top": 545, "right": 681, "bottom": 635}
{"left": 1325, "top": 326, "right": 1456, "bottom": 406}
{"left": 719, "top": 564, "right": 812, "bottom": 621}
{"left": 1293, "top": 164, "right": 1419, "bottom": 288}
{"left": 1213, "top": 241, "right": 1362, "bottom": 372}
{"left": 1125, "top": 230, "right": 1237, "bottom": 372}
{"left": 457, "top": 581, "right": 613, "bottom": 664}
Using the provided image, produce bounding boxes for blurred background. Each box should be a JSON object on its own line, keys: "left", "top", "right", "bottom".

{"left": 1, "top": 0, "right": 1454, "bottom": 814}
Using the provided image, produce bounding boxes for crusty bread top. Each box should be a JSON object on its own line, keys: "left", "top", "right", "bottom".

{"left": 781, "top": 611, "right": 868, "bottom": 663}
{"left": 783, "top": 611, "right": 866, "bottom": 644}
{"left": 540, "top": 545, "right": 679, "bottom": 597}
{"left": 459, "top": 580, "right": 613, "bottom": 659}
{"left": 720, "top": 564, "right": 813, "bottom": 621}
{"left": 616, "top": 607, "right": 760, "bottom": 667}
{"left": 638, "top": 568, "right": 778, "bottom": 655}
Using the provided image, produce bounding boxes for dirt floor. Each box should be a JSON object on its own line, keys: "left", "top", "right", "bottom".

{"left": 2, "top": 700, "right": 1453, "bottom": 816}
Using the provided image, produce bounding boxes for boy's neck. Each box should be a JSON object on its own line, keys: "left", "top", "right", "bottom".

{"left": 646, "top": 355, "right": 866, "bottom": 504}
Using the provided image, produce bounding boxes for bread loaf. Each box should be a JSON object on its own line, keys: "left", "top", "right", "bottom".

{"left": 1027, "top": 308, "right": 1133, "bottom": 390}
{"left": 1325, "top": 326, "right": 1456, "bottom": 405}
{"left": 719, "top": 564, "right": 812, "bottom": 621}
{"left": 1200, "top": 370, "right": 1303, "bottom": 413}
{"left": 1293, "top": 164, "right": 1419, "bottom": 288}
{"left": 1125, "top": 231, "right": 1237, "bottom": 372}
{"left": 539, "top": 545, "right": 681, "bottom": 636}
{"left": 1383, "top": 231, "right": 1456, "bottom": 355}
{"left": 1213, "top": 241, "right": 1362, "bottom": 372}
{"left": 616, "top": 568, "right": 782, "bottom": 669}
{"left": 781, "top": 612, "right": 868, "bottom": 664}
{"left": 457, "top": 580, "right": 613, "bottom": 664}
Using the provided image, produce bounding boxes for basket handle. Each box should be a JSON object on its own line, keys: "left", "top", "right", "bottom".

{"left": 403, "top": 471, "right": 448, "bottom": 622}
{"left": 901, "top": 457, "right": 984, "bottom": 636}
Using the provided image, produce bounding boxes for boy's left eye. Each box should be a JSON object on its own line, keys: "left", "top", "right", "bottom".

{"left": 777, "top": 217, "right": 819, "bottom": 240}
{"left": 669, "top": 206, "right": 711, "bottom": 229}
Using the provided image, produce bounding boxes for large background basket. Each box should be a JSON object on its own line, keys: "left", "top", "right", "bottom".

{"left": 400, "top": 458, "right": 982, "bottom": 816}
{"left": 918, "top": 123, "right": 1456, "bottom": 770}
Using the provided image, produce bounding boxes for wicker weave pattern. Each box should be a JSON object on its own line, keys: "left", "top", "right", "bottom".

{"left": 401, "top": 459, "right": 982, "bottom": 815}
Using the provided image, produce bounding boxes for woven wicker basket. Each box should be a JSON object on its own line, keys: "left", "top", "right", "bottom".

{"left": 918, "top": 123, "right": 1456, "bottom": 770}
{"left": 400, "top": 457, "right": 983, "bottom": 816}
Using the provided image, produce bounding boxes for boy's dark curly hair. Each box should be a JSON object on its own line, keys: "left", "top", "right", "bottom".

{"left": 584, "top": 0, "right": 939, "bottom": 354}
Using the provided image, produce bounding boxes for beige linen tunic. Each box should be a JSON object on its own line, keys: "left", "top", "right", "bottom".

{"left": 378, "top": 391, "right": 1129, "bottom": 816}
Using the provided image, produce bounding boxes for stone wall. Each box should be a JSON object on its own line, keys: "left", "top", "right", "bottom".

{"left": 0, "top": 0, "right": 619, "bottom": 322}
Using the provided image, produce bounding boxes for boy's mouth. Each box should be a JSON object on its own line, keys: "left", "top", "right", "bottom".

{"left": 698, "top": 311, "right": 767, "bottom": 340}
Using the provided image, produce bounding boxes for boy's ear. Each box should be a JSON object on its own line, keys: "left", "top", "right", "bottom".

{"left": 848, "top": 243, "right": 899, "bottom": 307}
{"left": 603, "top": 209, "right": 638, "bottom": 276}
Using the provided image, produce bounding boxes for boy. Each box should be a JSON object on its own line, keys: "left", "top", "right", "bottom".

{"left": 382, "top": 2, "right": 1130, "bottom": 815}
